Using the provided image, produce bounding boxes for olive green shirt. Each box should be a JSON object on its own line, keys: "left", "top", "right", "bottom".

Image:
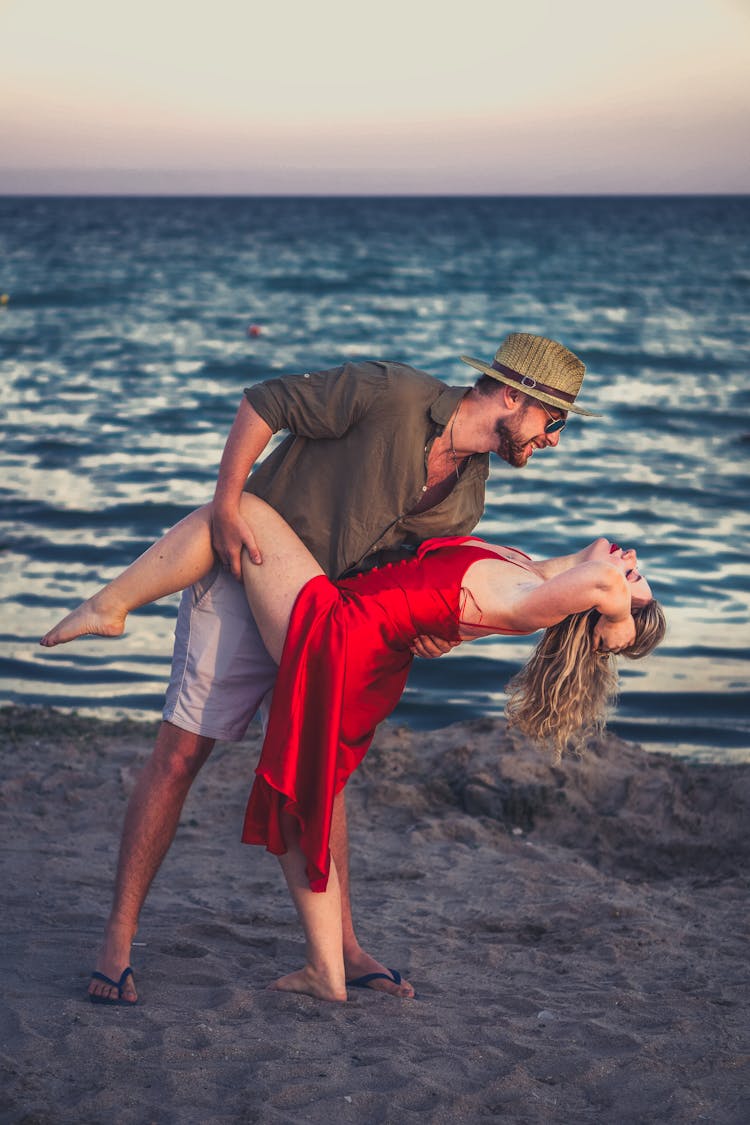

{"left": 244, "top": 360, "right": 489, "bottom": 578}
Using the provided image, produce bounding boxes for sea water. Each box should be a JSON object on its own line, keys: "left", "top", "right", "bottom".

{"left": 1, "top": 195, "right": 748, "bottom": 761}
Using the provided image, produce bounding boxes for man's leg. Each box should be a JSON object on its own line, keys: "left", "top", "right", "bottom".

{"left": 88, "top": 722, "right": 214, "bottom": 1002}
{"left": 331, "top": 792, "right": 415, "bottom": 999}
{"left": 89, "top": 563, "right": 272, "bottom": 1003}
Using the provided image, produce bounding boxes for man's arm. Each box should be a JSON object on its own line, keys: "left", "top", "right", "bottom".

{"left": 212, "top": 365, "right": 376, "bottom": 578}
{"left": 212, "top": 398, "right": 273, "bottom": 578}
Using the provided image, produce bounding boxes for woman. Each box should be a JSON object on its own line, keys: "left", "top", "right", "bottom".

{"left": 42, "top": 496, "right": 665, "bottom": 1001}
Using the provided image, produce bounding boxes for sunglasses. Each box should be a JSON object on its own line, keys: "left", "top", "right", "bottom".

{"left": 539, "top": 401, "right": 567, "bottom": 434}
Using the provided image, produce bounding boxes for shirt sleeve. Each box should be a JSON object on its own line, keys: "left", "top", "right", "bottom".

{"left": 244, "top": 362, "right": 387, "bottom": 438}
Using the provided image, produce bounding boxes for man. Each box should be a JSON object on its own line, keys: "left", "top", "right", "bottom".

{"left": 89, "top": 332, "right": 598, "bottom": 1004}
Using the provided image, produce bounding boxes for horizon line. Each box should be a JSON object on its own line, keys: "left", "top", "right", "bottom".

{"left": 2, "top": 190, "right": 749, "bottom": 199}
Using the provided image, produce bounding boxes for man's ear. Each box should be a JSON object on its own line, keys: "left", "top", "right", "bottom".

{"left": 502, "top": 384, "right": 524, "bottom": 411}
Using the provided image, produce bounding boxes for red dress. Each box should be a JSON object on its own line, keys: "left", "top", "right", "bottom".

{"left": 241, "top": 537, "right": 533, "bottom": 890}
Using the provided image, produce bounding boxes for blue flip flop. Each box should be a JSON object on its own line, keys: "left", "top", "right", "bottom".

{"left": 346, "top": 968, "right": 402, "bottom": 991}
{"left": 89, "top": 966, "right": 137, "bottom": 1005}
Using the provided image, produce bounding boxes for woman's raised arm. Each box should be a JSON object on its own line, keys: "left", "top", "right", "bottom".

{"left": 488, "top": 559, "right": 633, "bottom": 640}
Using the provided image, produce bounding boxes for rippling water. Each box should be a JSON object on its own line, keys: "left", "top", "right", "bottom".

{"left": 1, "top": 196, "right": 749, "bottom": 761}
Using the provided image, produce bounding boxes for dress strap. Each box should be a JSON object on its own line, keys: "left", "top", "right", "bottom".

{"left": 416, "top": 535, "right": 533, "bottom": 566}
{"left": 415, "top": 534, "right": 474, "bottom": 559}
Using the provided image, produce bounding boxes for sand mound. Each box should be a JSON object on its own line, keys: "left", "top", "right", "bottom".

{"left": 362, "top": 719, "right": 750, "bottom": 879}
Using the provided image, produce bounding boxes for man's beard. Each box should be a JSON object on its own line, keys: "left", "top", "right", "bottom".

{"left": 494, "top": 418, "right": 530, "bottom": 468}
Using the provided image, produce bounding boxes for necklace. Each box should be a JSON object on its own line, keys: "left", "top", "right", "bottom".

{"left": 449, "top": 398, "right": 464, "bottom": 480}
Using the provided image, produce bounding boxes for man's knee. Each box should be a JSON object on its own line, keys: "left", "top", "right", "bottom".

{"left": 151, "top": 721, "right": 215, "bottom": 784}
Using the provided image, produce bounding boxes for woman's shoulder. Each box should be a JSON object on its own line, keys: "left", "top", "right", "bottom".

{"left": 461, "top": 540, "right": 535, "bottom": 568}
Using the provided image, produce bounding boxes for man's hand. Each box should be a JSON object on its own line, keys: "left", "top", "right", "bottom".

{"left": 211, "top": 505, "right": 262, "bottom": 580}
{"left": 593, "top": 615, "right": 635, "bottom": 655}
{"left": 410, "top": 634, "right": 460, "bottom": 659}
{"left": 211, "top": 399, "right": 274, "bottom": 578}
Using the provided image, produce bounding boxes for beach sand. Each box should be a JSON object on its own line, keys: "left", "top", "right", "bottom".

{"left": 1, "top": 704, "right": 748, "bottom": 1124}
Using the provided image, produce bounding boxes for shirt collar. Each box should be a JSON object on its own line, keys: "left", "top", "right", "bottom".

{"left": 429, "top": 386, "right": 467, "bottom": 429}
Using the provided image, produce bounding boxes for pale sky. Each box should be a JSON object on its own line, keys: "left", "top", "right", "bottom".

{"left": 1, "top": 0, "right": 748, "bottom": 193}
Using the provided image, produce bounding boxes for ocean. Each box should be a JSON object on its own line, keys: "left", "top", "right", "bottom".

{"left": 1, "top": 195, "right": 748, "bottom": 762}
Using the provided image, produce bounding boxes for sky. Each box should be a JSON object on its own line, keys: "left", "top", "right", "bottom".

{"left": 1, "top": 0, "right": 748, "bottom": 194}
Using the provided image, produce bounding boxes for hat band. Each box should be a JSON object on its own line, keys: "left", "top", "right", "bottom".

{"left": 491, "top": 360, "right": 576, "bottom": 405}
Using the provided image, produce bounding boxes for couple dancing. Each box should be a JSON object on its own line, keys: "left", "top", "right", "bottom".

{"left": 42, "top": 333, "right": 665, "bottom": 1005}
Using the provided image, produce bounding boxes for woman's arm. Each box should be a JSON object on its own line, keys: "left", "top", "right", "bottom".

{"left": 532, "top": 539, "right": 610, "bottom": 580}
{"left": 484, "top": 560, "right": 633, "bottom": 637}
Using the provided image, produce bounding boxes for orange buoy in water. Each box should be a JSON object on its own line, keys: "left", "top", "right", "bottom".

{"left": 247, "top": 324, "right": 262, "bottom": 338}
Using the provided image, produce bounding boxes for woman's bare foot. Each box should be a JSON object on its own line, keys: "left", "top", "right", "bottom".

{"left": 40, "top": 592, "right": 127, "bottom": 647}
{"left": 267, "top": 966, "right": 347, "bottom": 1003}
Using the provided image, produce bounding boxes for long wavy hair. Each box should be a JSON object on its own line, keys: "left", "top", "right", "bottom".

{"left": 504, "top": 600, "right": 667, "bottom": 758}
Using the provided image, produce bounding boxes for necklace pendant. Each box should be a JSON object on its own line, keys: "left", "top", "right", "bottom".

{"left": 449, "top": 397, "right": 464, "bottom": 481}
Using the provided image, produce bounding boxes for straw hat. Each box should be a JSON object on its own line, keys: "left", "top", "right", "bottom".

{"left": 460, "top": 333, "right": 599, "bottom": 417}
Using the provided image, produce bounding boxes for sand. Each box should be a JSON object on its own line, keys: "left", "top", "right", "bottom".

{"left": 1, "top": 705, "right": 748, "bottom": 1124}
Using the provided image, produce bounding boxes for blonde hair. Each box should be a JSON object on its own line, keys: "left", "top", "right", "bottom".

{"left": 505, "top": 600, "right": 666, "bottom": 758}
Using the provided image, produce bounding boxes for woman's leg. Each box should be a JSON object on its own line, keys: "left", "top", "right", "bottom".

{"left": 41, "top": 493, "right": 322, "bottom": 650}
{"left": 239, "top": 502, "right": 416, "bottom": 999}
{"left": 270, "top": 811, "right": 347, "bottom": 1001}
{"left": 238, "top": 496, "right": 323, "bottom": 663}
{"left": 40, "top": 504, "right": 218, "bottom": 646}
{"left": 237, "top": 501, "right": 348, "bottom": 998}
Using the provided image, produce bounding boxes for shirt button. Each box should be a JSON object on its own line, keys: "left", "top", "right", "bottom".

{"left": 422, "top": 486, "right": 427, "bottom": 492}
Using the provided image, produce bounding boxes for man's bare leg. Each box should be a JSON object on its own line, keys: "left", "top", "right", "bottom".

{"left": 331, "top": 792, "right": 415, "bottom": 998}
{"left": 88, "top": 722, "right": 214, "bottom": 1003}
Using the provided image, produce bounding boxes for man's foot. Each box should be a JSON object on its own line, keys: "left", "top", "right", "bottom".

{"left": 88, "top": 924, "right": 138, "bottom": 1004}
{"left": 267, "top": 966, "right": 347, "bottom": 1003}
{"left": 89, "top": 967, "right": 137, "bottom": 1006}
{"left": 343, "top": 950, "right": 415, "bottom": 998}
{"left": 40, "top": 592, "right": 126, "bottom": 647}
{"left": 89, "top": 964, "right": 138, "bottom": 1004}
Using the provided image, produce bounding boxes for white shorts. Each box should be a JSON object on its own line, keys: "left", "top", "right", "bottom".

{"left": 163, "top": 564, "right": 277, "bottom": 742}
